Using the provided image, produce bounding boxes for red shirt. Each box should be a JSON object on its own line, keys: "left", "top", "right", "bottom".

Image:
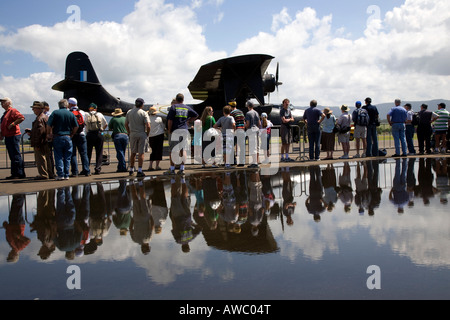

{"left": 1, "top": 107, "right": 24, "bottom": 137}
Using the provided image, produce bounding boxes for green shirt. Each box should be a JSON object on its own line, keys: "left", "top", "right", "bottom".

{"left": 48, "top": 108, "right": 78, "bottom": 135}
{"left": 108, "top": 116, "right": 127, "bottom": 137}
{"left": 433, "top": 109, "right": 450, "bottom": 131}
{"left": 202, "top": 116, "right": 216, "bottom": 133}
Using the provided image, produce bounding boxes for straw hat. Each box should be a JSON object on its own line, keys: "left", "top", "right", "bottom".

{"left": 323, "top": 107, "right": 332, "bottom": 115}
{"left": 341, "top": 105, "right": 350, "bottom": 112}
{"left": 112, "top": 108, "right": 124, "bottom": 116}
{"left": 149, "top": 106, "right": 158, "bottom": 115}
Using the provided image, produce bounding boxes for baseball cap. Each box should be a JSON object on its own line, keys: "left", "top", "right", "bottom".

{"left": 68, "top": 98, "right": 77, "bottom": 105}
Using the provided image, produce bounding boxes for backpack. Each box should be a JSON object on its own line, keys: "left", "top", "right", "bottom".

{"left": 356, "top": 108, "right": 369, "bottom": 126}
{"left": 411, "top": 112, "right": 420, "bottom": 126}
{"left": 72, "top": 110, "right": 85, "bottom": 134}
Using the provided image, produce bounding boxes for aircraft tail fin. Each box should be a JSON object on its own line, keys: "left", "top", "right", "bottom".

{"left": 52, "top": 52, "right": 127, "bottom": 114}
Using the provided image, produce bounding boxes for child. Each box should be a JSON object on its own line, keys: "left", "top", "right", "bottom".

{"left": 214, "top": 106, "right": 236, "bottom": 168}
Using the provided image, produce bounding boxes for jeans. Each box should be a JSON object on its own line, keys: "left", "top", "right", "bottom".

{"left": 391, "top": 123, "right": 407, "bottom": 155}
{"left": 5, "top": 135, "right": 25, "bottom": 177}
{"left": 71, "top": 134, "right": 90, "bottom": 175}
{"left": 366, "top": 124, "right": 379, "bottom": 157}
{"left": 53, "top": 135, "right": 73, "bottom": 178}
{"left": 307, "top": 129, "right": 321, "bottom": 160}
{"left": 114, "top": 134, "right": 129, "bottom": 171}
{"left": 405, "top": 125, "right": 416, "bottom": 154}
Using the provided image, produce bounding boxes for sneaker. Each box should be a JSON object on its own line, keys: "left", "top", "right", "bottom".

{"left": 64, "top": 177, "right": 70, "bottom": 180}
{"left": 129, "top": 168, "right": 135, "bottom": 176}
{"left": 391, "top": 154, "right": 400, "bottom": 157}
{"left": 441, "top": 149, "right": 447, "bottom": 154}
{"left": 136, "top": 172, "right": 146, "bottom": 178}
{"left": 55, "top": 176, "right": 64, "bottom": 181}
{"left": 361, "top": 153, "right": 366, "bottom": 158}
{"left": 353, "top": 154, "right": 361, "bottom": 159}
{"left": 339, "top": 155, "right": 349, "bottom": 159}
{"left": 286, "top": 158, "right": 295, "bottom": 162}
{"left": 164, "top": 169, "right": 176, "bottom": 175}
{"left": 79, "top": 171, "right": 91, "bottom": 177}
{"left": 212, "top": 165, "right": 219, "bottom": 168}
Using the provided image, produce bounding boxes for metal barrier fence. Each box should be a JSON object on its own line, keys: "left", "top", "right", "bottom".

{"left": 1, "top": 124, "right": 405, "bottom": 170}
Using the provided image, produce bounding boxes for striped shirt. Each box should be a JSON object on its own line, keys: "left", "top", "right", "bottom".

{"left": 231, "top": 108, "right": 245, "bottom": 130}
{"left": 433, "top": 109, "right": 450, "bottom": 131}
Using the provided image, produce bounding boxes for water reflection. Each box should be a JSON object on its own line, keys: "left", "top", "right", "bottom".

{"left": 0, "top": 157, "right": 449, "bottom": 299}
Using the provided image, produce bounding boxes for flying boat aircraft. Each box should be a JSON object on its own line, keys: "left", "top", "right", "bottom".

{"left": 52, "top": 51, "right": 304, "bottom": 126}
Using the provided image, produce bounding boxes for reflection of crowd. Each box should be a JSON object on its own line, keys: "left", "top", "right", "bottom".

{"left": 2, "top": 157, "right": 450, "bottom": 261}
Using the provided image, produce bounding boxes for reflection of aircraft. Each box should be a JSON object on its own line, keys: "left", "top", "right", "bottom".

{"left": 52, "top": 52, "right": 304, "bottom": 125}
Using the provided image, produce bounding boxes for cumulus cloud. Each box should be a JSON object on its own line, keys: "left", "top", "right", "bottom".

{"left": 0, "top": 0, "right": 226, "bottom": 112}
{"left": 0, "top": 0, "right": 449, "bottom": 113}
{"left": 234, "top": 0, "right": 450, "bottom": 106}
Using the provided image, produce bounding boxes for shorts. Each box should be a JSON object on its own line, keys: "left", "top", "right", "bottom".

{"left": 281, "top": 125, "right": 291, "bottom": 145}
{"left": 130, "top": 132, "right": 148, "bottom": 154}
{"left": 435, "top": 130, "right": 448, "bottom": 136}
{"left": 338, "top": 132, "right": 350, "bottom": 143}
{"left": 354, "top": 125, "right": 367, "bottom": 139}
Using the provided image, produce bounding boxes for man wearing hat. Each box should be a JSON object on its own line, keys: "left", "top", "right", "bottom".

{"left": 69, "top": 97, "right": 91, "bottom": 177}
{"left": 0, "top": 97, "right": 26, "bottom": 179}
{"left": 85, "top": 103, "right": 108, "bottom": 175}
{"left": 28, "top": 101, "right": 54, "bottom": 180}
{"left": 108, "top": 108, "right": 129, "bottom": 172}
{"left": 126, "top": 98, "right": 151, "bottom": 177}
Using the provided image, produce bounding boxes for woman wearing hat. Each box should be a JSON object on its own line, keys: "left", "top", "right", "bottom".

{"left": 148, "top": 106, "right": 165, "bottom": 171}
{"left": 108, "top": 108, "right": 129, "bottom": 172}
{"left": 320, "top": 107, "right": 337, "bottom": 160}
{"left": 337, "top": 105, "right": 352, "bottom": 159}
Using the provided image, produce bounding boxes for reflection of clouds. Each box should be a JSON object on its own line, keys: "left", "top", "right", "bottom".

{"left": 274, "top": 190, "right": 450, "bottom": 268}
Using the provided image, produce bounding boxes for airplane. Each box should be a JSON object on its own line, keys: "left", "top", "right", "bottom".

{"left": 52, "top": 51, "right": 305, "bottom": 126}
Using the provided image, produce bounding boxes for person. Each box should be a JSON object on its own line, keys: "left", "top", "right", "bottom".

{"left": 125, "top": 98, "right": 151, "bottom": 178}
{"left": 280, "top": 98, "right": 295, "bottom": 162}
{"left": 229, "top": 100, "right": 246, "bottom": 166}
{"left": 352, "top": 101, "right": 368, "bottom": 158}
{"left": 320, "top": 107, "right": 336, "bottom": 160}
{"left": 28, "top": 101, "right": 54, "bottom": 180}
{"left": 303, "top": 100, "right": 325, "bottom": 161}
{"left": 148, "top": 106, "right": 166, "bottom": 171}
{"left": 387, "top": 99, "right": 408, "bottom": 157}
{"left": 363, "top": 97, "right": 380, "bottom": 157}
{"left": 165, "top": 93, "right": 199, "bottom": 175}
{"left": 69, "top": 98, "right": 90, "bottom": 177}
{"left": 0, "top": 97, "right": 26, "bottom": 179}
{"left": 200, "top": 106, "right": 218, "bottom": 168}
{"left": 47, "top": 99, "right": 79, "bottom": 180}
{"left": 432, "top": 103, "right": 450, "bottom": 154}
{"left": 416, "top": 104, "right": 434, "bottom": 155}
{"left": 2, "top": 194, "right": 30, "bottom": 262}
{"left": 85, "top": 103, "right": 108, "bottom": 175}
{"left": 260, "top": 113, "right": 273, "bottom": 160}
{"left": 108, "top": 108, "right": 129, "bottom": 172}
{"left": 404, "top": 103, "right": 416, "bottom": 155}
{"left": 245, "top": 101, "right": 261, "bottom": 168}
{"left": 337, "top": 105, "right": 352, "bottom": 159}
{"left": 43, "top": 101, "right": 51, "bottom": 116}
{"left": 214, "top": 105, "right": 236, "bottom": 168}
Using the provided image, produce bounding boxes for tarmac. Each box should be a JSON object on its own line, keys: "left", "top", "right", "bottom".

{"left": 1, "top": 148, "right": 449, "bottom": 196}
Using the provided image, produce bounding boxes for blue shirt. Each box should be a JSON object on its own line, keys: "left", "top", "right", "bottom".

{"left": 388, "top": 106, "right": 407, "bottom": 123}
{"left": 167, "top": 104, "right": 199, "bottom": 132}
{"left": 304, "top": 107, "right": 323, "bottom": 132}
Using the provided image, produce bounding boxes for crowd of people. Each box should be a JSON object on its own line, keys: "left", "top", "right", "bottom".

{"left": 304, "top": 97, "right": 450, "bottom": 161}
{"left": 1, "top": 95, "right": 449, "bottom": 181}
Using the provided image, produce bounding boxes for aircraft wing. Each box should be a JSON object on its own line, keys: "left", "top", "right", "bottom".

{"left": 188, "top": 54, "right": 275, "bottom": 109}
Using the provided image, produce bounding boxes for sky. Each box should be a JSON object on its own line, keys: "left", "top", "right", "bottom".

{"left": 0, "top": 0, "right": 449, "bottom": 114}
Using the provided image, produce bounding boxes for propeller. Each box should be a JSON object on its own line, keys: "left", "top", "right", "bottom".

{"left": 275, "top": 62, "right": 283, "bottom": 92}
